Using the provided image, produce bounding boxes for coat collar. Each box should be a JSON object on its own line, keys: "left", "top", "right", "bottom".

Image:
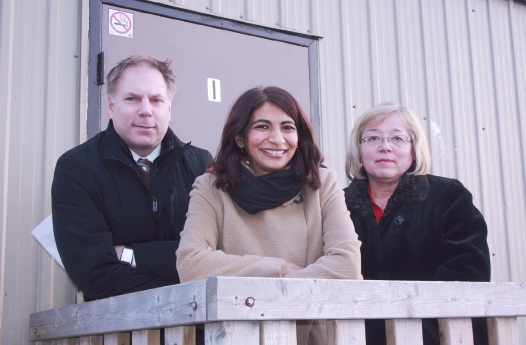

{"left": 345, "top": 173, "right": 430, "bottom": 216}
{"left": 102, "top": 120, "right": 187, "bottom": 166}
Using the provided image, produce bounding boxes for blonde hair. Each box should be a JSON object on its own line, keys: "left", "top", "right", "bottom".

{"left": 345, "top": 102, "right": 431, "bottom": 180}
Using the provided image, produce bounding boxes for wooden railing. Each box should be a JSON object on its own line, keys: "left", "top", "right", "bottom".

{"left": 30, "top": 277, "right": 526, "bottom": 344}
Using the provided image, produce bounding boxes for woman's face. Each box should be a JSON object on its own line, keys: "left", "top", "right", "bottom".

{"left": 236, "top": 102, "right": 298, "bottom": 176}
{"left": 360, "top": 114, "right": 414, "bottom": 185}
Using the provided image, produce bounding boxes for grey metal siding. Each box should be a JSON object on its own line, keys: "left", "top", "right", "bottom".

{"left": 1, "top": 0, "right": 524, "bottom": 343}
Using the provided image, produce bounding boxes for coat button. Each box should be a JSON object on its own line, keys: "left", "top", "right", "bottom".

{"left": 394, "top": 215, "right": 405, "bottom": 226}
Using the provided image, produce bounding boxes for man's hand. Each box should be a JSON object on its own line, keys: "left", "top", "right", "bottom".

{"left": 114, "top": 245, "right": 125, "bottom": 259}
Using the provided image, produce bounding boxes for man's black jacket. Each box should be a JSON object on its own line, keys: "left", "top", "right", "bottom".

{"left": 52, "top": 121, "right": 212, "bottom": 300}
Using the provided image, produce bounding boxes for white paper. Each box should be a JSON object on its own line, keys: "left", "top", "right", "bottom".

{"left": 32, "top": 215, "right": 64, "bottom": 269}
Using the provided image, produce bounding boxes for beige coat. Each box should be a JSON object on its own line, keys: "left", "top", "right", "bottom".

{"left": 177, "top": 168, "right": 362, "bottom": 281}
{"left": 176, "top": 168, "right": 362, "bottom": 344}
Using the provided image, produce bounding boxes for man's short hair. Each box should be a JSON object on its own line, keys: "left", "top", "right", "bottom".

{"left": 106, "top": 55, "right": 177, "bottom": 100}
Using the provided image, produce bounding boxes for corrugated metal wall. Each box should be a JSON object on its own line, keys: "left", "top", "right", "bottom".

{"left": 0, "top": 0, "right": 524, "bottom": 343}
{"left": 0, "top": 0, "right": 86, "bottom": 343}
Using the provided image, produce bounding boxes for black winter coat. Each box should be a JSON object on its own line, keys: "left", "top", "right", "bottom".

{"left": 344, "top": 173, "right": 490, "bottom": 345}
{"left": 52, "top": 121, "right": 212, "bottom": 300}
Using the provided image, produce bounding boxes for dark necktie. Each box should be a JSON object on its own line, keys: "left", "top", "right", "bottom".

{"left": 137, "top": 158, "right": 153, "bottom": 189}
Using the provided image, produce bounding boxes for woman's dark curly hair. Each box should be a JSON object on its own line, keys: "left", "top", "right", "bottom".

{"left": 211, "top": 86, "right": 323, "bottom": 190}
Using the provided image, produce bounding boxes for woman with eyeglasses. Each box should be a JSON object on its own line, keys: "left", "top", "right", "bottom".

{"left": 343, "top": 102, "right": 490, "bottom": 345}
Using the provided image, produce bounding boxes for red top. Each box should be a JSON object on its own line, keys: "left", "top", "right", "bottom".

{"left": 367, "top": 184, "right": 383, "bottom": 223}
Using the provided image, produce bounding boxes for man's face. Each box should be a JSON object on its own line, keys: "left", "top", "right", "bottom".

{"left": 108, "top": 64, "right": 172, "bottom": 157}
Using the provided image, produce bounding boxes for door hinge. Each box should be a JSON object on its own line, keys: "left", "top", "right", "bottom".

{"left": 97, "top": 52, "right": 105, "bottom": 85}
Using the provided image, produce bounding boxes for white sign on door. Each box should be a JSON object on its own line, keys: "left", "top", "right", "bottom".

{"left": 109, "top": 9, "right": 134, "bottom": 38}
{"left": 208, "top": 78, "right": 221, "bottom": 102}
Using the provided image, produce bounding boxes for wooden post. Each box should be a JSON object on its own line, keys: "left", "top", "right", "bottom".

{"left": 79, "top": 335, "right": 103, "bottom": 345}
{"left": 327, "top": 319, "right": 366, "bottom": 345}
{"left": 103, "top": 332, "right": 130, "bottom": 345}
{"left": 438, "top": 318, "right": 474, "bottom": 345}
{"left": 386, "top": 319, "right": 423, "bottom": 345}
{"left": 260, "top": 320, "right": 296, "bottom": 344}
{"left": 164, "top": 326, "right": 196, "bottom": 345}
{"left": 131, "top": 329, "right": 160, "bottom": 345}
{"left": 50, "top": 339, "right": 80, "bottom": 345}
{"left": 205, "top": 321, "right": 259, "bottom": 345}
{"left": 488, "top": 317, "right": 519, "bottom": 345}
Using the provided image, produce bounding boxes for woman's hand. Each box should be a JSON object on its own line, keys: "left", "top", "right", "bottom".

{"left": 281, "top": 261, "right": 304, "bottom": 276}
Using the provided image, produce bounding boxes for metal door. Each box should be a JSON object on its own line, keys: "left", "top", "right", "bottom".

{"left": 89, "top": 1, "right": 319, "bottom": 155}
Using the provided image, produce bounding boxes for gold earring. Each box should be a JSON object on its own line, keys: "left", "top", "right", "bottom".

{"left": 240, "top": 147, "right": 250, "bottom": 165}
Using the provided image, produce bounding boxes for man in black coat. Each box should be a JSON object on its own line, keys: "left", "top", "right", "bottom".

{"left": 52, "top": 55, "right": 212, "bottom": 300}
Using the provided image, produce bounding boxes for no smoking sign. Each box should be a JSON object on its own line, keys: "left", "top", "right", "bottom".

{"left": 109, "top": 9, "right": 134, "bottom": 38}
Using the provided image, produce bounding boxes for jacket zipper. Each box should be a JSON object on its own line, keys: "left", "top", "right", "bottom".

{"left": 152, "top": 164, "right": 159, "bottom": 212}
{"left": 148, "top": 142, "right": 188, "bottom": 213}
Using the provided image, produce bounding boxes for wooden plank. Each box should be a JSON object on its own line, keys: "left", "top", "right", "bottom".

{"left": 386, "top": 319, "right": 423, "bottom": 345}
{"left": 30, "top": 280, "right": 207, "bottom": 341}
{"left": 205, "top": 321, "right": 259, "bottom": 345}
{"left": 438, "top": 318, "right": 474, "bottom": 345}
{"left": 327, "top": 319, "right": 366, "bottom": 345}
{"left": 30, "top": 278, "right": 526, "bottom": 342}
{"left": 132, "top": 329, "right": 160, "bottom": 345}
{"left": 206, "top": 277, "right": 526, "bottom": 321}
{"left": 488, "top": 317, "right": 519, "bottom": 345}
{"left": 260, "top": 320, "right": 296, "bottom": 344}
{"left": 164, "top": 326, "right": 196, "bottom": 345}
{"left": 103, "top": 332, "right": 130, "bottom": 345}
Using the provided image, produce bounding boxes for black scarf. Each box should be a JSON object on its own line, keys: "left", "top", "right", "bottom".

{"left": 227, "top": 166, "right": 306, "bottom": 214}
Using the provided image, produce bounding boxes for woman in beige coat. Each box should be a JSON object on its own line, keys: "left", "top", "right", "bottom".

{"left": 176, "top": 86, "right": 362, "bottom": 344}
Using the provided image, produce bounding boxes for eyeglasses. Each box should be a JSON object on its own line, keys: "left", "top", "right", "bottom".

{"left": 361, "top": 135, "right": 412, "bottom": 147}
